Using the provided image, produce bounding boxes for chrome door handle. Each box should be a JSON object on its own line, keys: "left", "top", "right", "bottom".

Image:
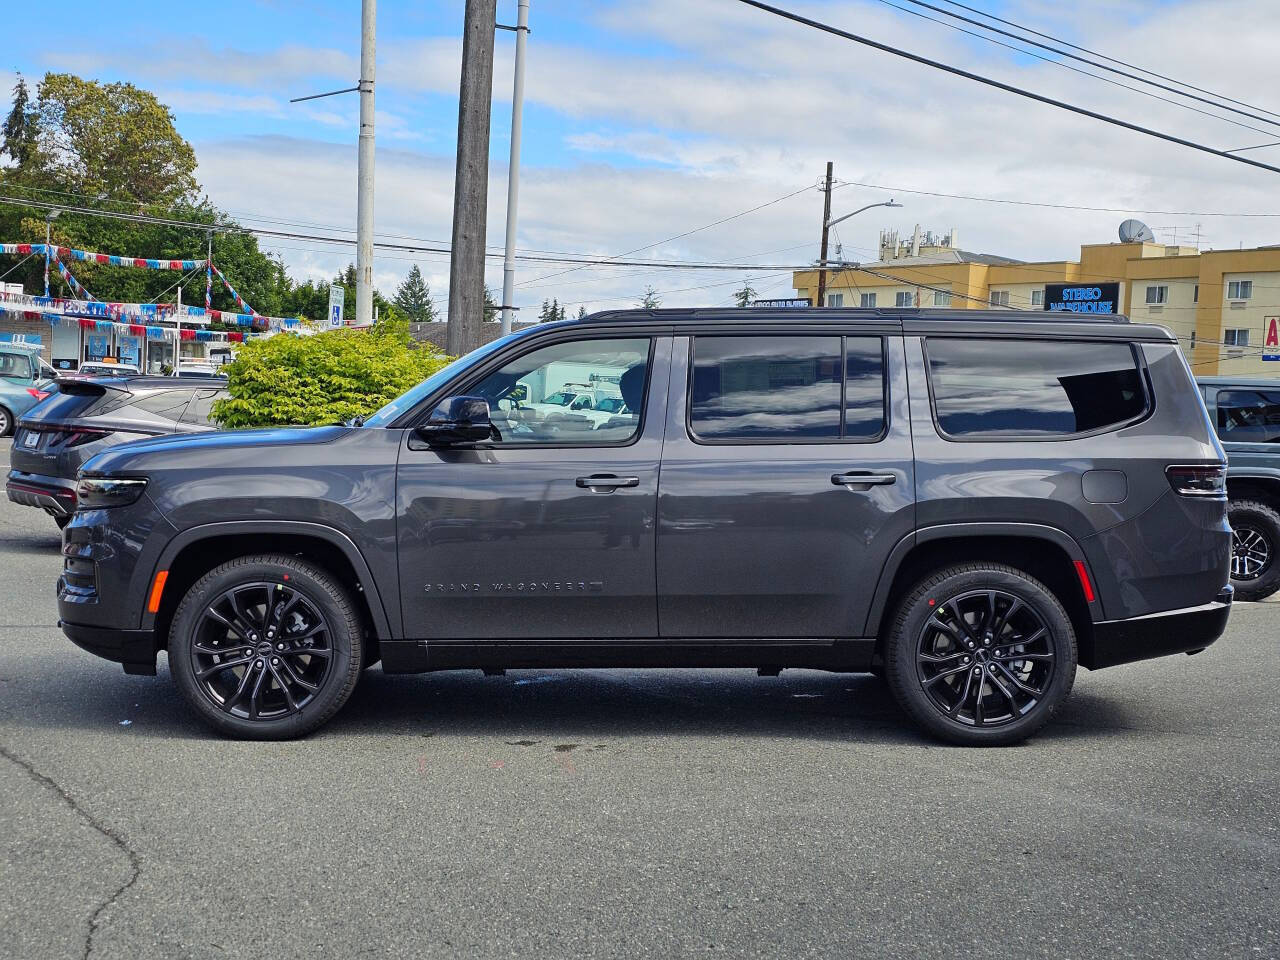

{"left": 831, "top": 472, "right": 897, "bottom": 488}
{"left": 576, "top": 475, "right": 640, "bottom": 492}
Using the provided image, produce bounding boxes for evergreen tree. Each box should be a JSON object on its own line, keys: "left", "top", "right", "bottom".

{"left": 733, "top": 282, "right": 758, "bottom": 307}
{"left": 1, "top": 75, "right": 34, "bottom": 167}
{"left": 539, "top": 299, "right": 554, "bottom": 323}
{"left": 638, "top": 286, "right": 661, "bottom": 309}
{"left": 576, "top": 305, "right": 587, "bottom": 320}
{"left": 393, "top": 264, "right": 436, "bottom": 322}
{"left": 483, "top": 285, "right": 498, "bottom": 322}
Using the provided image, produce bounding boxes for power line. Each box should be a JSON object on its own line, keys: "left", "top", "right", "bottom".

{"left": 731, "top": 0, "right": 1280, "bottom": 176}
{"left": 886, "top": 0, "right": 1280, "bottom": 134}
{"left": 519, "top": 181, "right": 820, "bottom": 286}
{"left": 0, "top": 195, "right": 820, "bottom": 272}
{"left": 934, "top": 0, "right": 1280, "bottom": 123}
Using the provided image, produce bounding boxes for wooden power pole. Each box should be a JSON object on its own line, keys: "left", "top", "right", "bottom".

{"left": 447, "top": 0, "right": 498, "bottom": 356}
{"left": 815, "top": 161, "right": 833, "bottom": 309}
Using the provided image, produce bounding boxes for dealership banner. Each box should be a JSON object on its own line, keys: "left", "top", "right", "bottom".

{"left": 0, "top": 243, "right": 204, "bottom": 271}
{"left": 0, "top": 290, "right": 304, "bottom": 334}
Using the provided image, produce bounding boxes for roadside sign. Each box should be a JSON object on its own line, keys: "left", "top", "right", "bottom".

{"left": 1265, "top": 316, "right": 1280, "bottom": 361}
{"left": 751, "top": 298, "right": 811, "bottom": 308}
{"left": 1043, "top": 283, "right": 1119, "bottom": 314}
{"left": 329, "top": 285, "right": 344, "bottom": 327}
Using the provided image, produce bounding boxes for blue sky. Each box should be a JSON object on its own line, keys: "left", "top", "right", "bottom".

{"left": 4, "top": 1, "right": 1278, "bottom": 312}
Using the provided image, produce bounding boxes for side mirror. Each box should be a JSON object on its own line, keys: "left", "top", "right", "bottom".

{"left": 415, "top": 396, "right": 492, "bottom": 446}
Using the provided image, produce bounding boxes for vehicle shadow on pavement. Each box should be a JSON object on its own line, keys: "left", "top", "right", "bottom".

{"left": 2, "top": 658, "right": 1144, "bottom": 745}
{"left": 0, "top": 534, "right": 61, "bottom": 554}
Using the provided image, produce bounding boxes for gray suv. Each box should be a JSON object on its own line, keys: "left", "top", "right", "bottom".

{"left": 58, "top": 310, "right": 1232, "bottom": 745}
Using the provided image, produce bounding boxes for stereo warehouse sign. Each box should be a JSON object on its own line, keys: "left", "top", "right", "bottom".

{"left": 1043, "top": 283, "right": 1120, "bottom": 314}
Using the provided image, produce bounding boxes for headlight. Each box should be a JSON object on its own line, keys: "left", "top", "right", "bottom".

{"left": 75, "top": 476, "right": 148, "bottom": 509}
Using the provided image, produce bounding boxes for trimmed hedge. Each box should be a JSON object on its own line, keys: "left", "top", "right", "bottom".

{"left": 211, "top": 325, "right": 452, "bottom": 429}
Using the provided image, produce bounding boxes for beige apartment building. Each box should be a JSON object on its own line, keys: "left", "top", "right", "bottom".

{"left": 793, "top": 229, "right": 1280, "bottom": 376}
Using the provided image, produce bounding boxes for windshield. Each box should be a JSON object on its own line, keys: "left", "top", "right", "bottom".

{"left": 541, "top": 391, "right": 577, "bottom": 406}
{"left": 362, "top": 333, "right": 525, "bottom": 428}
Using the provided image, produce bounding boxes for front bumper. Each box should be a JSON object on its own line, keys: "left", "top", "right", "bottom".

{"left": 7, "top": 470, "right": 77, "bottom": 516}
{"left": 1080, "top": 586, "right": 1233, "bottom": 669}
{"left": 59, "top": 619, "right": 158, "bottom": 675}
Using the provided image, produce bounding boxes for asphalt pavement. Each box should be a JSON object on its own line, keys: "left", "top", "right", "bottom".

{"left": 0, "top": 438, "right": 1276, "bottom": 960}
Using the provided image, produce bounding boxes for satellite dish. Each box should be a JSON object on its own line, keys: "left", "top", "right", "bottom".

{"left": 1119, "top": 219, "right": 1156, "bottom": 243}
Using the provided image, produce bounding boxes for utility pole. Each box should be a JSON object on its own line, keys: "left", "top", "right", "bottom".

{"left": 447, "top": 0, "right": 498, "bottom": 355}
{"left": 355, "top": 0, "right": 377, "bottom": 326}
{"left": 499, "top": 0, "right": 531, "bottom": 337}
{"left": 815, "top": 161, "right": 833, "bottom": 308}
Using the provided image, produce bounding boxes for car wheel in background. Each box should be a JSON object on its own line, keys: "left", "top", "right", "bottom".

{"left": 0, "top": 406, "right": 11, "bottom": 437}
{"left": 884, "top": 563, "right": 1078, "bottom": 747}
{"left": 1228, "top": 500, "right": 1280, "bottom": 601}
{"left": 169, "top": 554, "right": 363, "bottom": 739}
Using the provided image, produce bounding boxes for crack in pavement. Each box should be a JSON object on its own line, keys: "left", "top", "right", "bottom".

{"left": 0, "top": 744, "right": 141, "bottom": 960}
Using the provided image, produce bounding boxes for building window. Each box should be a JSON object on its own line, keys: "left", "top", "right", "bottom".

{"left": 1031, "top": 289, "right": 1044, "bottom": 306}
{"left": 826, "top": 293, "right": 844, "bottom": 307}
{"left": 860, "top": 292, "right": 877, "bottom": 308}
{"left": 989, "top": 291, "right": 1010, "bottom": 307}
{"left": 934, "top": 290, "right": 951, "bottom": 307}
{"left": 895, "top": 291, "right": 914, "bottom": 307}
{"left": 1228, "top": 280, "right": 1253, "bottom": 300}
{"left": 1145, "top": 285, "right": 1169, "bottom": 305}
{"left": 1193, "top": 284, "right": 1199, "bottom": 303}
{"left": 1224, "top": 328, "right": 1251, "bottom": 347}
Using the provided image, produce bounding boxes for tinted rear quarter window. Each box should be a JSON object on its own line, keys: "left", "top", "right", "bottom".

{"left": 180, "top": 389, "right": 226, "bottom": 426}
{"left": 927, "top": 338, "right": 1147, "bottom": 438}
{"left": 131, "top": 390, "right": 196, "bottom": 422}
{"left": 689, "top": 335, "right": 885, "bottom": 441}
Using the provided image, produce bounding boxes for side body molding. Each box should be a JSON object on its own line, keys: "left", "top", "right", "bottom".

{"left": 145, "top": 520, "right": 396, "bottom": 639}
{"left": 863, "top": 521, "right": 1093, "bottom": 636}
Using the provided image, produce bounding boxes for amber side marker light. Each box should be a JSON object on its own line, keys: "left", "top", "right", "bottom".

{"left": 147, "top": 570, "right": 169, "bottom": 613}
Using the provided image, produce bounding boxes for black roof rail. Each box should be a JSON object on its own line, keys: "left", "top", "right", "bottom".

{"left": 581, "top": 307, "right": 1130, "bottom": 323}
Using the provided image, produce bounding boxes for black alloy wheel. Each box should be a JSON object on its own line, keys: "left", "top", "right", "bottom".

{"left": 1231, "top": 526, "right": 1270, "bottom": 582}
{"left": 170, "top": 555, "right": 363, "bottom": 739}
{"left": 190, "top": 582, "right": 334, "bottom": 721}
{"left": 1227, "top": 499, "right": 1280, "bottom": 601}
{"left": 915, "top": 590, "right": 1055, "bottom": 728}
{"left": 884, "top": 563, "right": 1077, "bottom": 746}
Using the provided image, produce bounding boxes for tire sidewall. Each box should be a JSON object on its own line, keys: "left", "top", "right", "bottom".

{"left": 1228, "top": 500, "right": 1280, "bottom": 601}
{"left": 886, "top": 565, "right": 1078, "bottom": 746}
{"left": 0, "top": 406, "right": 11, "bottom": 437}
{"left": 169, "top": 556, "right": 362, "bottom": 739}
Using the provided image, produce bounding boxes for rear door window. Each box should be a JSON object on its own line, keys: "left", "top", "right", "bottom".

{"left": 689, "top": 335, "right": 885, "bottom": 442}
{"left": 130, "top": 390, "right": 196, "bottom": 423}
{"left": 180, "top": 389, "right": 226, "bottom": 426}
{"left": 1215, "top": 390, "right": 1280, "bottom": 442}
{"left": 926, "top": 338, "right": 1148, "bottom": 438}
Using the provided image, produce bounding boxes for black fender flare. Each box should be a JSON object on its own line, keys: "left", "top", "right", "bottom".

{"left": 863, "top": 521, "right": 1093, "bottom": 636}
{"left": 144, "top": 520, "right": 394, "bottom": 639}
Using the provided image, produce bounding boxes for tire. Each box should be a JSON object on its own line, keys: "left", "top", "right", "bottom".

{"left": 1228, "top": 499, "right": 1280, "bottom": 601}
{"left": 0, "top": 406, "right": 12, "bottom": 437}
{"left": 169, "top": 554, "right": 364, "bottom": 739}
{"left": 884, "top": 563, "right": 1078, "bottom": 747}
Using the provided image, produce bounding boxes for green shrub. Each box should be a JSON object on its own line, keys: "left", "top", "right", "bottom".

{"left": 211, "top": 325, "right": 452, "bottom": 429}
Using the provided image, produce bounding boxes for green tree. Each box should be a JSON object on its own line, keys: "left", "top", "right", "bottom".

{"left": 483, "top": 285, "right": 498, "bottom": 323}
{"left": 638, "top": 286, "right": 661, "bottom": 309}
{"left": 576, "top": 305, "right": 587, "bottom": 320}
{"left": 1, "top": 75, "right": 34, "bottom": 167}
{"left": 733, "top": 282, "right": 758, "bottom": 307}
{"left": 16, "top": 73, "right": 198, "bottom": 204}
{"left": 394, "top": 264, "right": 436, "bottom": 322}
{"left": 212, "top": 328, "right": 452, "bottom": 428}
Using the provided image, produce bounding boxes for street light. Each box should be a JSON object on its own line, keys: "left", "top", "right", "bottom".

{"left": 826, "top": 199, "right": 901, "bottom": 230}
{"left": 44, "top": 209, "right": 61, "bottom": 298}
{"left": 815, "top": 199, "right": 901, "bottom": 307}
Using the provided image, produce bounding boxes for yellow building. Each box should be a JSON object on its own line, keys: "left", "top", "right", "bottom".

{"left": 793, "top": 232, "right": 1280, "bottom": 376}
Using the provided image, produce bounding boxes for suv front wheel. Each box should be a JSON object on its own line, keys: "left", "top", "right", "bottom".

{"left": 884, "top": 563, "right": 1078, "bottom": 746}
{"left": 169, "top": 554, "right": 364, "bottom": 739}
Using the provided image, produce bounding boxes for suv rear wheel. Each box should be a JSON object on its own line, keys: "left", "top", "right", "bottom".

{"left": 1228, "top": 499, "right": 1280, "bottom": 601}
{"left": 884, "top": 563, "right": 1078, "bottom": 746}
{"left": 169, "top": 554, "right": 364, "bottom": 739}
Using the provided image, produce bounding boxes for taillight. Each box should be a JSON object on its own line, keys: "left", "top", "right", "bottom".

{"left": 1166, "top": 464, "right": 1226, "bottom": 498}
{"left": 65, "top": 429, "right": 114, "bottom": 447}
{"left": 26, "top": 388, "right": 49, "bottom": 401}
